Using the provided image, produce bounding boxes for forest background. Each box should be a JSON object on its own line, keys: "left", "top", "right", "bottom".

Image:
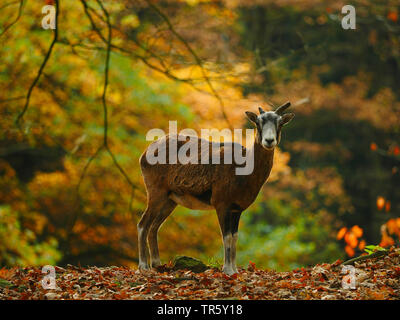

{"left": 0, "top": 0, "right": 399, "bottom": 271}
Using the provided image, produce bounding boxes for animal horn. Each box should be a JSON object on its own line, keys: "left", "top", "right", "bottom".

{"left": 258, "top": 106, "right": 265, "bottom": 114}
{"left": 275, "top": 101, "right": 291, "bottom": 115}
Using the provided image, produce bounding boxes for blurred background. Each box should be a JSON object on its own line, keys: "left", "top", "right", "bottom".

{"left": 0, "top": 0, "right": 399, "bottom": 270}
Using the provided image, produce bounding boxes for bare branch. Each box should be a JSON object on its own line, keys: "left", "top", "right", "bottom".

{"left": 80, "top": 0, "right": 107, "bottom": 43}
{"left": 144, "top": 0, "right": 232, "bottom": 129}
{"left": 0, "top": 96, "right": 25, "bottom": 104}
{"left": 0, "top": 0, "right": 24, "bottom": 38}
{"left": 96, "top": 0, "right": 110, "bottom": 148}
{"left": 0, "top": 1, "right": 20, "bottom": 12}
{"left": 95, "top": 0, "right": 136, "bottom": 189}
{"left": 71, "top": 1, "right": 191, "bottom": 234}
{"left": 70, "top": 1, "right": 137, "bottom": 229}
{"left": 78, "top": 1, "right": 235, "bottom": 114}
{"left": 15, "top": 0, "right": 59, "bottom": 127}
{"left": 67, "top": 144, "right": 104, "bottom": 237}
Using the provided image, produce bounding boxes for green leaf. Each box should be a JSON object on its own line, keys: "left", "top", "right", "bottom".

{"left": 364, "top": 245, "right": 387, "bottom": 255}
{"left": 0, "top": 279, "right": 14, "bottom": 288}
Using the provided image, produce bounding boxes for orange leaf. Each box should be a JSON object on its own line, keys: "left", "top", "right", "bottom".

{"left": 0, "top": 267, "right": 16, "bottom": 280}
{"left": 380, "top": 233, "right": 394, "bottom": 247}
{"left": 345, "top": 232, "right": 358, "bottom": 248}
{"left": 370, "top": 142, "right": 377, "bottom": 151}
{"left": 351, "top": 225, "right": 363, "bottom": 238}
{"left": 387, "top": 11, "right": 398, "bottom": 22}
{"left": 247, "top": 261, "right": 256, "bottom": 271}
{"left": 385, "top": 201, "right": 391, "bottom": 212}
{"left": 345, "top": 245, "right": 355, "bottom": 257}
{"left": 337, "top": 227, "right": 347, "bottom": 240}
{"left": 331, "top": 259, "right": 342, "bottom": 267}
{"left": 376, "top": 196, "right": 385, "bottom": 211}
{"left": 387, "top": 218, "right": 399, "bottom": 235}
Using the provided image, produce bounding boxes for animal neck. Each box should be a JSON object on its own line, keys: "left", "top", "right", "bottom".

{"left": 250, "top": 139, "right": 275, "bottom": 185}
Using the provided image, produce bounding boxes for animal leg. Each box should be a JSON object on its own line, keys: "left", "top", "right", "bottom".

{"left": 230, "top": 211, "right": 242, "bottom": 274}
{"left": 217, "top": 209, "right": 235, "bottom": 275}
{"left": 137, "top": 193, "right": 168, "bottom": 270}
{"left": 147, "top": 199, "right": 177, "bottom": 268}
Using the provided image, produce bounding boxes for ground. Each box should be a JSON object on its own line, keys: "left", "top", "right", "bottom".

{"left": 0, "top": 248, "right": 399, "bottom": 300}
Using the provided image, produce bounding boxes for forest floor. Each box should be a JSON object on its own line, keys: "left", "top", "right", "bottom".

{"left": 0, "top": 248, "right": 399, "bottom": 300}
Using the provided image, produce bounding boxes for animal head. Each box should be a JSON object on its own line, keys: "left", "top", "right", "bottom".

{"left": 245, "top": 101, "right": 294, "bottom": 150}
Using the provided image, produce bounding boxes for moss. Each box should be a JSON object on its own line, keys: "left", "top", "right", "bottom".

{"left": 172, "top": 255, "right": 209, "bottom": 273}
{"left": 0, "top": 279, "right": 14, "bottom": 288}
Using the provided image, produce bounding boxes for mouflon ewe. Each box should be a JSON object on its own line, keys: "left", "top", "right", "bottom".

{"left": 138, "top": 102, "right": 294, "bottom": 275}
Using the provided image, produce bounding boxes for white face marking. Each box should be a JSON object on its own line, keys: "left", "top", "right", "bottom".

{"left": 260, "top": 112, "right": 278, "bottom": 149}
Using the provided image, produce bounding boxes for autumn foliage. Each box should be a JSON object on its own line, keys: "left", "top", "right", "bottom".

{"left": 0, "top": 0, "right": 399, "bottom": 277}
{"left": 337, "top": 226, "right": 365, "bottom": 257}
{"left": 0, "top": 248, "right": 399, "bottom": 300}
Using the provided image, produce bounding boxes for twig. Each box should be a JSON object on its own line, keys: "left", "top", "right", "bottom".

{"left": 96, "top": 0, "right": 110, "bottom": 148}
{"left": 145, "top": 0, "right": 232, "bottom": 129}
{"left": 79, "top": 1, "right": 195, "bottom": 85}
{"left": 0, "top": 1, "right": 20, "bottom": 12}
{"left": 80, "top": 0, "right": 107, "bottom": 43}
{"left": 0, "top": 0, "right": 23, "bottom": 38}
{"left": 79, "top": 1, "right": 235, "bottom": 117}
{"left": 0, "top": 96, "right": 25, "bottom": 104}
{"left": 15, "top": 0, "right": 59, "bottom": 127}
{"left": 67, "top": 145, "right": 104, "bottom": 234}
{"left": 95, "top": 0, "right": 136, "bottom": 189}
{"left": 71, "top": 1, "right": 208, "bottom": 235}
{"left": 341, "top": 250, "right": 388, "bottom": 266}
{"left": 68, "top": 1, "right": 138, "bottom": 237}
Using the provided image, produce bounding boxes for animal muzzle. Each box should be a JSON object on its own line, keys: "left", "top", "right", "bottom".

{"left": 262, "top": 138, "right": 277, "bottom": 149}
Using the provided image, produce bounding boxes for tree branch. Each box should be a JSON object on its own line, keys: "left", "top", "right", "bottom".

{"left": 341, "top": 250, "right": 388, "bottom": 266}
{"left": 68, "top": 1, "right": 211, "bottom": 237}
{"left": 95, "top": 0, "right": 136, "bottom": 190}
{"left": 144, "top": 0, "right": 232, "bottom": 129}
{"left": 69, "top": 1, "right": 139, "bottom": 238}
{"left": 0, "top": 0, "right": 24, "bottom": 38}
{"left": 15, "top": 0, "right": 59, "bottom": 127}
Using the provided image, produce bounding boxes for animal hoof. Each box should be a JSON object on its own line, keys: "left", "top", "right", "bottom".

{"left": 138, "top": 262, "right": 150, "bottom": 270}
{"left": 222, "top": 266, "right": 236, "bottom": 276}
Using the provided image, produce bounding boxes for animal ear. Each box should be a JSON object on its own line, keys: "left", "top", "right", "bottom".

{"left": 245, "top": 111, "right": 258, "bottom": 125}
{"left": 258, "top": 107, "right": 265, "bottom": 114}
{"left": 280, "top": 113, "right": 295, "bottom": 126}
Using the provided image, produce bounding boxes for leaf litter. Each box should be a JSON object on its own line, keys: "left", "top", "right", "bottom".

{"left": 0, "top": 248, "right": 399, "bottom": 300}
